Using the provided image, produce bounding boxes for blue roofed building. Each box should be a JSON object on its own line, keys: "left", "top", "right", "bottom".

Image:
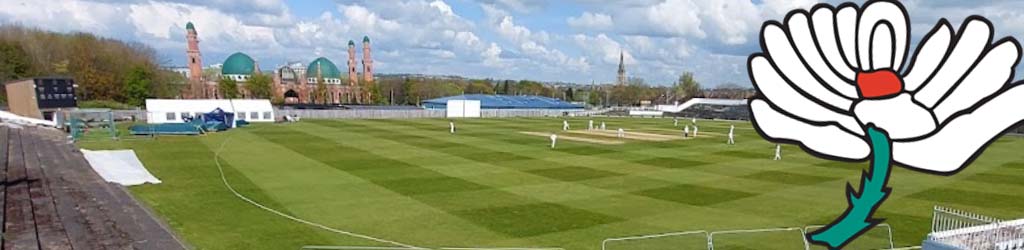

{"left": 422, "top": 94, "right": 584, "bottom": 110}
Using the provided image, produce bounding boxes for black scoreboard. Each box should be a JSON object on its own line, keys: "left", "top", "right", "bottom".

{"left": 34, "top": 78, "right": 77, "bottom": 108}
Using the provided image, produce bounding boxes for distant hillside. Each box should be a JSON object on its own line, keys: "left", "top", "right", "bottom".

{"left": 0, "top": 24, "right": 183, "bottom": 106}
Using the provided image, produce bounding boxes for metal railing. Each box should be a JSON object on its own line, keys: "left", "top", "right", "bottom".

{"left": 932, "top": 206, "right": 1003, "bottom": 233}
{"left": 601, "top": 230, "right": 708, "bottom": 250}
{"left": 708, "top": 227, "right": 809, "bottom": 250}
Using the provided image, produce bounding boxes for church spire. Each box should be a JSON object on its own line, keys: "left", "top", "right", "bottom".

{"left": 617, "top": 50, "right": 626, "bottom": 85}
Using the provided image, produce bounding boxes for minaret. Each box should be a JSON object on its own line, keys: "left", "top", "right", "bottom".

{"left": 362, "top": 36, "right": 373, "bottom": 103}
{"left": 616, "top": 50, "right": 626, "bottom": 85}
{"left": 185, "top": 22, "right": 204, "bottom": 97}
{"left": 347, "top": 40, "right": 358, "bottom": 86}
{"left": 362, "top": 36, "right": 373, "bottom": 83}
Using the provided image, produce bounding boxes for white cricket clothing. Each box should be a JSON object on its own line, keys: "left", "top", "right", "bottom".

{"left": 774, "top": 145, "right": 782, "bottom": 160}
{"left": 449, "top": 122, "right": 455, "bottom": 134}
{"left": 617, "top": 128, "right": 625, "bottom": 138}
{"left": 728, "top": 125, "right": 735, "bottom": 144}
{"left": 563, "top": 120, "right": 569, "bottom": 131}
{"left": 550, "top": 134, "right": 558, "bottom": 149}
{"left": 588, "top": 120, "right": 594, "bottom": 130}
{"left": 601, "top": 122, "right": 606, "bottom": 130}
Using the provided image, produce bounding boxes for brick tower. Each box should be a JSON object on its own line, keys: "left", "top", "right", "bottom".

{"left": 361, "top": 36, "right": 374, "bottom": 103}
{"left": 185, "top": 22, "right": 205, "bottom": 98}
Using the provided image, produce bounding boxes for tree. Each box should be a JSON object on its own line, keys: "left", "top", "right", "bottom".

{"left": 402, "top": 77, "right": 418, "bottom": 105}
{"left": 465, "top": 79, "right": 494, "bottom": 94}
{"left": 565, "top": 87, "right": 575, "bottom": 101}
{"left": 503, "top": 80, "right": 512, "bottom": 95}
{"left": 218, "top": 77, "right": 239, "bottom": 99}
{"left": 675, "top": 71, "right": 701, "bottom": 101}
{"left": 314, "top": 75, "right": 328, "bottom": 104}
{"left": 0, "top": 40, "right": 33, "bottom": 83}
{"left": 247, "top": 73, "right": 273, "bottom": 99}
{"left": 122, "top": 66, "right": 151, "bottom": 107}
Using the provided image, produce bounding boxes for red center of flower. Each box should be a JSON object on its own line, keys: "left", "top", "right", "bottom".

{"left": 856, "top": 70, "right": 903, "bottom": 98}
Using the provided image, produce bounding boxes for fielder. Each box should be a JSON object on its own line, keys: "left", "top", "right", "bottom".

{"left": 693, "top": 126, "right": 699, "bottom": 137}
{"left": 550, "top": 133, "right": 558, "bottom": 149}
{"left": 617, "top": 128, "right": 625, "bottom": 138}
{"left": 683, "top": 125, "right": 690, "bottom": 138}
{"left": 774, "top": 144, "right": 782, "bottom": 160}
{"left": 588, "top": 120, "right": 594, "bottom": 130}
{"left": 728, "top": 124, "right": 735, "bottom": 145}
{"left": 674, "top": 117, "right": 679, "bottom": 127}
{"left": 601, "top": 122, "right": 606, "bottom": 130}
{"left": 449, "top": 121, "right": 456, "bottom": 134}
{"left": 692, "top": 117, "right": 697, "bottom": 125}
{"left": 563, "top": 120, "right": 570, "bottom": 131}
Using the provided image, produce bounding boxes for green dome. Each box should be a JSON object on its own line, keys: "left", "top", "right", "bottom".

{"left": 363, "top": 36, "right": 370, "bottom": 43}
{"left": 222, "top": 52, "right": 256, "bottom": 76}
{"left": 306, "top": 57, "right": 342, "bottom": 79}
{"left": 186, "top": 22, "right": 195, "bottom": 30}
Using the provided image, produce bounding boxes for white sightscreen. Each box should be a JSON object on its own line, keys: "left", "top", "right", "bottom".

{"left": 446, "top": 100, "right": 481, "bottom": 118}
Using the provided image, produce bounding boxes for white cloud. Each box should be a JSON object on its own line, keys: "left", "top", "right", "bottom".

{"left": 567, "top": 12, "right": 613, "bottom": 31}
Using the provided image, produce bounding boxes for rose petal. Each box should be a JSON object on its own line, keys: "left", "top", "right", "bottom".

{"left": 751, "top": 99, "right": 870, "bottom": 161}
{"left": 762, "top": 23, "right": 854, "bottom": 110}
{"left": 811, "top": 7, "right": 857, "bottom": 81}
{"left": 933, "top": 39, "right": 1021, "bottom": 123}
{"left": 836, "top": 6, "right": 860, "bottom": 69}
{"left": 894, "top": 84, "right": 1024, "bottom": 173}
{"left": 751, "top": 56, "right": 864, "bottom": 135}
{"left": 853, "top": 93, "right": 936, "bottom": 140}
{"left": 914, "top": 19, "right": 992, "bottom": 108}
{"left": 903, "top": 21, "right": 953, "bottom": 92}
{"left": 870, "top": 23, "right": 894, "bottom": 70}
{"left": 789, "top": 12, "right": 859, "bottom": 98}
{"left": 857, "top": 0, "right": 908, "bottom": 71}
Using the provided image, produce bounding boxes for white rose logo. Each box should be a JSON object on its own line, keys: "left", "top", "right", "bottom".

{"left": 747, "top": 0, "right": 1024, "bottom": 248}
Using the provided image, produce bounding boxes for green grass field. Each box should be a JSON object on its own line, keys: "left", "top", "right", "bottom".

{"left": 78, "top": 117, "right": 1024, "bottom": 250}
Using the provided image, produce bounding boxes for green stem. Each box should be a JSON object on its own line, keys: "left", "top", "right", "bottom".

{"left": 807, "top": 126, "right": 893, "bottom": 249}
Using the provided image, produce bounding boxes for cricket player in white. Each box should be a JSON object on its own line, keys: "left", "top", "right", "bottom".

{"left": 774, "top": 144, "right": 782, "bottom": 160}
{"left": 674, "top": 118, "right": 679, "bottom": 127}
{"left": 601, "top": 122, "right": 606, "bottom": 130}
{"left": 449, "top": 121, "right": 455, "bottom": 134}
{"left": 563, "top": 120, "right": 570, "bottom": 131}
{"left": 692, "top": 117, "right": 697, "bottom": 124}
{"left": 617, "top": 128, "right": 625, "bottom": 138}
{"left": 693, "top": 126, "right": 698, "bottom": 137}
{"left": 728, "top": 125, "right": 735, "bottom": 145}
{"left": 683, "top": 125, "right": 690, "bottom": 138}
{"left": 588, "top": 120, "right": 594, "bottom": 130}
{"left": 550, "top": 133, "right": 558, "bottom": 149}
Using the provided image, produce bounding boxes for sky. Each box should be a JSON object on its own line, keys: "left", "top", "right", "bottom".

{"left": 2, "top": 0, "right": 1024, "bottom": 86}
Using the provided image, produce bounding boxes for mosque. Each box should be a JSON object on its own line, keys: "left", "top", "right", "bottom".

{"left": 182, "top": 22, "right": 375, "bottom": 104}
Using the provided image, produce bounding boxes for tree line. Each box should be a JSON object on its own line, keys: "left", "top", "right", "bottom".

{"left": 0, "top": 24, "right": 183, "bottom": 107}
{"left": 373, "top": 72, "right": 752, "bottom": 107}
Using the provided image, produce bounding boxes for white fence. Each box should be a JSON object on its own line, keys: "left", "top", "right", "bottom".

{"left": 927, "top": 206, "right": 1024, "bottom": 250}
{"left": 600, "top": 224, "right": 899, "bottom": 250}
{"left": 931, "top": 206, "right": 1003, "bottom": 233}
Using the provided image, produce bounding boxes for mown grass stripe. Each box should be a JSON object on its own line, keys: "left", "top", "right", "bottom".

{"left": 251, "top": 127, "right": 625, "bottom": 238}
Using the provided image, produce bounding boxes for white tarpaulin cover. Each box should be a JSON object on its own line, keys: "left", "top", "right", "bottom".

{"left": 81, "top": 150, "right": 161, "bottom": 186}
